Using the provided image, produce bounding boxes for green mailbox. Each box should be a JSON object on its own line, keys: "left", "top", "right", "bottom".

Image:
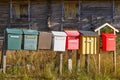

{"left": 23, "top": 29, "right": 38, "bottom": 50}
{"left": 6, "top": 28, "right": 23, "bottom": 50}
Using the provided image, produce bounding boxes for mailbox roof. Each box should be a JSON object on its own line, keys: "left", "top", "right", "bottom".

{"left": 64, "top": 30, "right": 80, "bottom": 36}
{"left": 52, "top": 31, "right": 67, "bottom": 37}
{"left": 6, "top": 28, "right": 23, "bottom": 34}
{"left": 102, "top": 33, "right": 116, "bottom": 38}
{"left": 79, "top": 31, "right": 98, "bottom": 37}
{"left": 23, "top": 29, "right": 38, "bottom": 35}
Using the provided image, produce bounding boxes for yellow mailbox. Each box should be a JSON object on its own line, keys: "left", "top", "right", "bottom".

{"left": 79, "top": 31, "right": 98, "bottom": 54}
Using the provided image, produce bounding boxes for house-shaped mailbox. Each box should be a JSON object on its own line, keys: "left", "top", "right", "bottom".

{"left": 94, "top": 23, "right": 119, "bottom": 51}
{"left": 78, "top": 31, "right": 98, "bottom": 54}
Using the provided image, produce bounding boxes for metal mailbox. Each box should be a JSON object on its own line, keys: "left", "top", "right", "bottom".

{"left": 52, "top": 31, "right": 67, "bottom": 51}
{"left": 38, "top": 31, "right": 52, "bottom": 49}
{"left": 6, "top": 28, "right": 23, "bottom": 50}
{"left": 79, "top": 31, "right": 98, "bottom": 54}
{"left": 102, "top": 33, "right": 116, "bottom": 51}
{"left": 23, "top": 29, "right": 38, "bottom": 50}
{"left": 65, "top": 30, "right": 80, "bottom": 50}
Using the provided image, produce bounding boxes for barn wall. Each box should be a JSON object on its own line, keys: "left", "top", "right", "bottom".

{"left": 0, "top": 0, "right": 119, "bottom": 36}
{"left": 30, "top": 1, "right": 49, "bottom": 31}
{"left": 0, "top": 3, "right": 9, "bottom": 36}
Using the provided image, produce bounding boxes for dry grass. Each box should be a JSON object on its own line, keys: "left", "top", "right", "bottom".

{"left": 0, "top": 49, "right": 119, "bottom": 80}
{"left": 0, "top": 34, "right": 119, "bottom": 80}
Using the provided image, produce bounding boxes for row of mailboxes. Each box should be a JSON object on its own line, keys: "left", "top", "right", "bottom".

{"left": 6, "top": 28, "right": 116, "bottom": 53}
{"left": 6, "top": 29, "right": 38, "bottom": 50}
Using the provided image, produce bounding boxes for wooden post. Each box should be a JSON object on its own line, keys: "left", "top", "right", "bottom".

{"left": 85, "top": 54, "right": 89, "bottom": 73}
{"left": 113, "top": 51, "right": 116, "bottom": 73}
{"left": 59, "top": 52, "right": 63, "bottom": 74}
{"left": 2, "top": 31, "right": 7, "bottom": 73}
{"left": 76, "top": 51, "right": 80, "bottom": 72}
{"left": 3, "top": 50, "right": 6, "bottom": 73}
{"left": 68, "top": 50, "right": 72, "bottom": 73}
{"left": 98, "top": 30, "right": 101, "bottom": 74}
{"left": 113, "top": 31, "right": 116, "bottom": 73}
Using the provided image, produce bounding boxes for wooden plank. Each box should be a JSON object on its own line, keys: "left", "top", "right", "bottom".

{"left": 76, "top": 51, "right": 80, "bottom": 72}
{"left": 68, "top": 50, "right": 72, "bottom": 73}
{"left": 98, "top": 30, "right": 101, "bottom": 74}
{"left": 85, "top": 54, "right": 89, "bottom": 73}
{"left": 59, "top": 52, "right": 63, "bottom": 75}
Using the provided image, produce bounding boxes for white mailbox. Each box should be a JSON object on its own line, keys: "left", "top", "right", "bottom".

{"left": 52, "top": 31, "right": 67, "bottom": 51}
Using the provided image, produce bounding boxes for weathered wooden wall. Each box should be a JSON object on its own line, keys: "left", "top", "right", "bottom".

{"left": 0, "top": 3, "right": 9, "bottom": 36}
{"left": 30, "top": 1, "right": 49, "bottom": 31}
{"left": 0, "top": 0, "right": 119, "bottom": 36}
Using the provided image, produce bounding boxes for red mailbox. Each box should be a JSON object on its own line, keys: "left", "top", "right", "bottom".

{"left": 102, "top": 33, "right": 116, "bottom": 51}
{"left": 65, "top": 30, "right": 80, "bottom": 50}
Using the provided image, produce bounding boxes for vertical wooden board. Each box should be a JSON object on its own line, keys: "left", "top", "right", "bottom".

{"left": 91, "top": 37, "right": 94, "bottom": 54}
{"left": 82, "top": 36, "right": 86, "bottom": 54}
{"left": 87, "top": 37, "right": 90, "bottom": 54}
{"left": 94, "top": 37, "right": 97, "bottom": 54}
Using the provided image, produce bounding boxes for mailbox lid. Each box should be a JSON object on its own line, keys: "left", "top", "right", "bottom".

{"left": 102, "top": 33, "right": 116, "bottom": 38}
{"left": 6, "top": 28, "right": 23, "bottom": 34}
{"left": 23, "top": 29, "right": 38, "bottom": 35}
{"left": 52, "top": 31, "right": 67, "bottom": 37}
{"left": 64, "top": 30, "right": 80, "bottom": 36}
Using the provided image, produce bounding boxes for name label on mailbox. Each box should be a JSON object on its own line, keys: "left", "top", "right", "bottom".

{"left": 87, "top": 40, "right": 93, "bottom": 43}
{"left": 108, "top": 38, "right": 114, "bottom": 40}
{"left": 26, "top": 35, "right": 36, "bottom": 39}
{"left": 10, "top": 35, "right": 19, "bottom": 38}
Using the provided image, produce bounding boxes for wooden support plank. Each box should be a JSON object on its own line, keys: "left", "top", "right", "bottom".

{"left": 68, "top": 50, "right": 72, "bottom": 73}
{"left": 113, "top": 30, "right": 116, "bottom": 73}
{"left": 98, "top": 30, "right": 101, "bottom": 74}
{"left": 76, "top": 51, "right": 80, "bottom": 72}
{"left": 113, "top": 50, "right": 116, "bottom": 73}
{"left": 59, "top": 52, "right": 63, "bottom": 75}
{"left": 85, "top": 54, "right": 89, "bottom": 73}
{"left": 2, "top": 30, "right": 6, "bottom": 73}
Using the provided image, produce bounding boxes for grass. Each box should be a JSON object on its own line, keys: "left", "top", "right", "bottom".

{"left": 0, "top": 34, "right": 120, "bottom": 80}
{"left": 0, "top": 50, "right": 119, "bottom": 80}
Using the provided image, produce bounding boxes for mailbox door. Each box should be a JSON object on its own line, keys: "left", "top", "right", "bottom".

{"left": 38, "top": 32, "right": 52, "bottom": 49}
{"left": 24, "top": 35, "right": 38, "bottom": 50}
{"left": 106, "top": 37, "right": 116, "bottom": 51}
{"left": 53, "top": 36, "right": 66, "bottom": 51}
{"left": 81, "top": 36, "right": 97, "bottom": 54}
{"left": 66, "top": 36, "right": 79, "bottom": 50}
{"left": 7, "top": 34, "right": 22, "bottom": 50}
{"left": 102, "top": 33, "right": 116, "bottom": 51}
